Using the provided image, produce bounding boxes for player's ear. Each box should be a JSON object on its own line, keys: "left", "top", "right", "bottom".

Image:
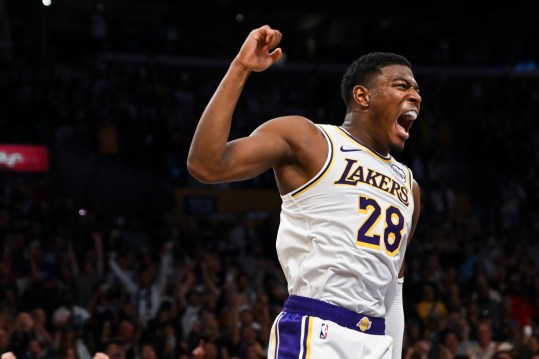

{"left": 352, "top": 85, "right": 369, "bottom": 108}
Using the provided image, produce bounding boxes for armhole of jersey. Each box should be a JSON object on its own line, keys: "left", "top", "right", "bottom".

{"left": 406, "top": 166, "right": 414, "bottom": 193}
{"left": 406, "top": 166, "right": 415, "bottom": 213}
{"left": 289, "top": 124, "right": 334, "bottom": 198}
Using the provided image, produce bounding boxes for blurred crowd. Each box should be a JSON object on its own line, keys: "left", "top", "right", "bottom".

{"left": 0, "top": 38, "right": 539, "bottom": 359}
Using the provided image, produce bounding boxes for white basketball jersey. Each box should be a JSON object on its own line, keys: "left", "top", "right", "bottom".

{"left": 276, "top": 124, "right": 415, "bottom": 317}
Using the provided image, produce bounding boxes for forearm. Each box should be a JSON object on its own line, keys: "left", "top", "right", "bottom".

{"left": 67, "top": 244, "right": 79, "bottom": 275}
{"left": 93, "top": 233, "right": 104, "bottom": 274}
{"left": 386, "top": 277, "right": 404, "bottom": 359}
{"left": 108, "top": 256, "right": 137, "bottom": 294}
{"left": 187, "top": 60, "right": 251, "bottom": 180}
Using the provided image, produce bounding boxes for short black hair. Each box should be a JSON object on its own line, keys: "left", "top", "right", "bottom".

{"left": 340, "top": 52, "right": 412, "bottom": 107}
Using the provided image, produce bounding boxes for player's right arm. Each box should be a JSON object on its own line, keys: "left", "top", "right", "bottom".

{"left": 187, "top": 25, "right": 288, "bottom": 184}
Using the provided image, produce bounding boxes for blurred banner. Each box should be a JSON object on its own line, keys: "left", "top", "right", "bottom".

{"left": 0, "top": 145, "right": 50, "bottom": 172}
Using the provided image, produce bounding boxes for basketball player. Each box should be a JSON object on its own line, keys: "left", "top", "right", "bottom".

{"left": 188, "top": 25, "right": 421, "bottom": 358}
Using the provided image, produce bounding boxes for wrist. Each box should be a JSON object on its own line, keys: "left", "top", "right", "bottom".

{"left": 231, "top": 58, "right": 252, "bottom": 75}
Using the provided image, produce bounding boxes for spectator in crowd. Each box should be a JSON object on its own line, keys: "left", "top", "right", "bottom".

{"left": 138, "top": 344, "right": 157, "bottom": 359}
{"left": 468, "top": 321, "right": 500, "bottom": 359}
{"left": 516, "top": 332, "right": 539, "bottom": 359}
{"left": 52, "top": 290, "right": 91, "bottom": 333}
{"left": 404, "top": 339, "right": 431, "bottom": 359}
{"left": 6, "top": 312, "right": 55, "bottom": 359}
{"left": 67, "top": 232, "right": 105, "bottom": 309}
{"left": 107, "top": 242, "right": 173, "bottom": 327}
{"left": 102, "top": 341, "right": 125, "bottom": 359}
{"left": 416, "top": 282, "right": 448, "bottom": 335}
{"left": 29, "top": 309, "right": 52, "bottom": 348}
{"left": 0, "top": 329, "right": 9, "bottom": 355}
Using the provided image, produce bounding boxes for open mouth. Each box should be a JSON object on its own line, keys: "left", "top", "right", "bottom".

{"left": 396, "top": 110, "right": 417, "bottom": 139}
{"left": 398, "top": 110, "right": 417, "bottom": 131}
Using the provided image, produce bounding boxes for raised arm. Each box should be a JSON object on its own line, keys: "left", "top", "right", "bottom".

{"left": 108, "top": 253, "right": 138, "bottom": 295}
{"left": 67, "top": 242, "right": 79, "bottom": 276}
{"left": 92, "top": 232, "right": 104, "bottom": 275}
{"left": 187, "top": 25, "right": 287, "bottom": 183}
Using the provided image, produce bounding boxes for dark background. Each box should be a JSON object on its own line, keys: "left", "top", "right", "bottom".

{"left": 6, "top": 0, "right": 539, "bottom": 66}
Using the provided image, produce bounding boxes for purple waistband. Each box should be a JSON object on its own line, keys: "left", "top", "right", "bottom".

{"left": 283, "top": 295, "right": 385, "bottom": 335}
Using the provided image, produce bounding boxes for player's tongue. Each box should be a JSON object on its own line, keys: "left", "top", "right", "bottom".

{"left": 396, "top": 122, "right": 410, "bottom": 140}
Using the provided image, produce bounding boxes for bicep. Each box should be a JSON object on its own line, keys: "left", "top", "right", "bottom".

{"left": 213, "top": 121, "right": 293, "bottom": 182}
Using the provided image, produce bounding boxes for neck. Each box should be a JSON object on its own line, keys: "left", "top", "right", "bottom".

{"left": 339, "top": 123, "right": 390, "bottom": 157}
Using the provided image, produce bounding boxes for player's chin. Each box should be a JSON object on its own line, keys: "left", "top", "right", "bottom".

{"left": 389, "top": 140, "right": 406, "bottom": 154}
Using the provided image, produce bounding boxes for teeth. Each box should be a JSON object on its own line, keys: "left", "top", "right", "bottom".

{"left": 402, "top": 111, "right": 417, "bottom": 120}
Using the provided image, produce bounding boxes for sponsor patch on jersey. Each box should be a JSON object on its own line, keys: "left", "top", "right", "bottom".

{"left": 357, "top": 317, "right": 372, "bottom": 332}
{"left": 391, "top": 164, "right": 407, "bottom": 183}
{"left": 319, "top": 323, "right": 329, "bottom": 339}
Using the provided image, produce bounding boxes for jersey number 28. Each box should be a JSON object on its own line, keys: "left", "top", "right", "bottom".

{"left": 356, "top": 196, "right": 405, "bottom": 256}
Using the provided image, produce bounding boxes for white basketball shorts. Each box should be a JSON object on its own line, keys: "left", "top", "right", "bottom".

{"left": 267, "top": 295, "right": 393, "bottom": 359}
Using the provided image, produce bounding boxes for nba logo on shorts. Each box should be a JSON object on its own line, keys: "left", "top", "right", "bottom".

{"left": 319, "top": 323, "right": 329, "bottom": 339}
{"left": 356, "top": 317, "right": 372, "bottom": 332}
